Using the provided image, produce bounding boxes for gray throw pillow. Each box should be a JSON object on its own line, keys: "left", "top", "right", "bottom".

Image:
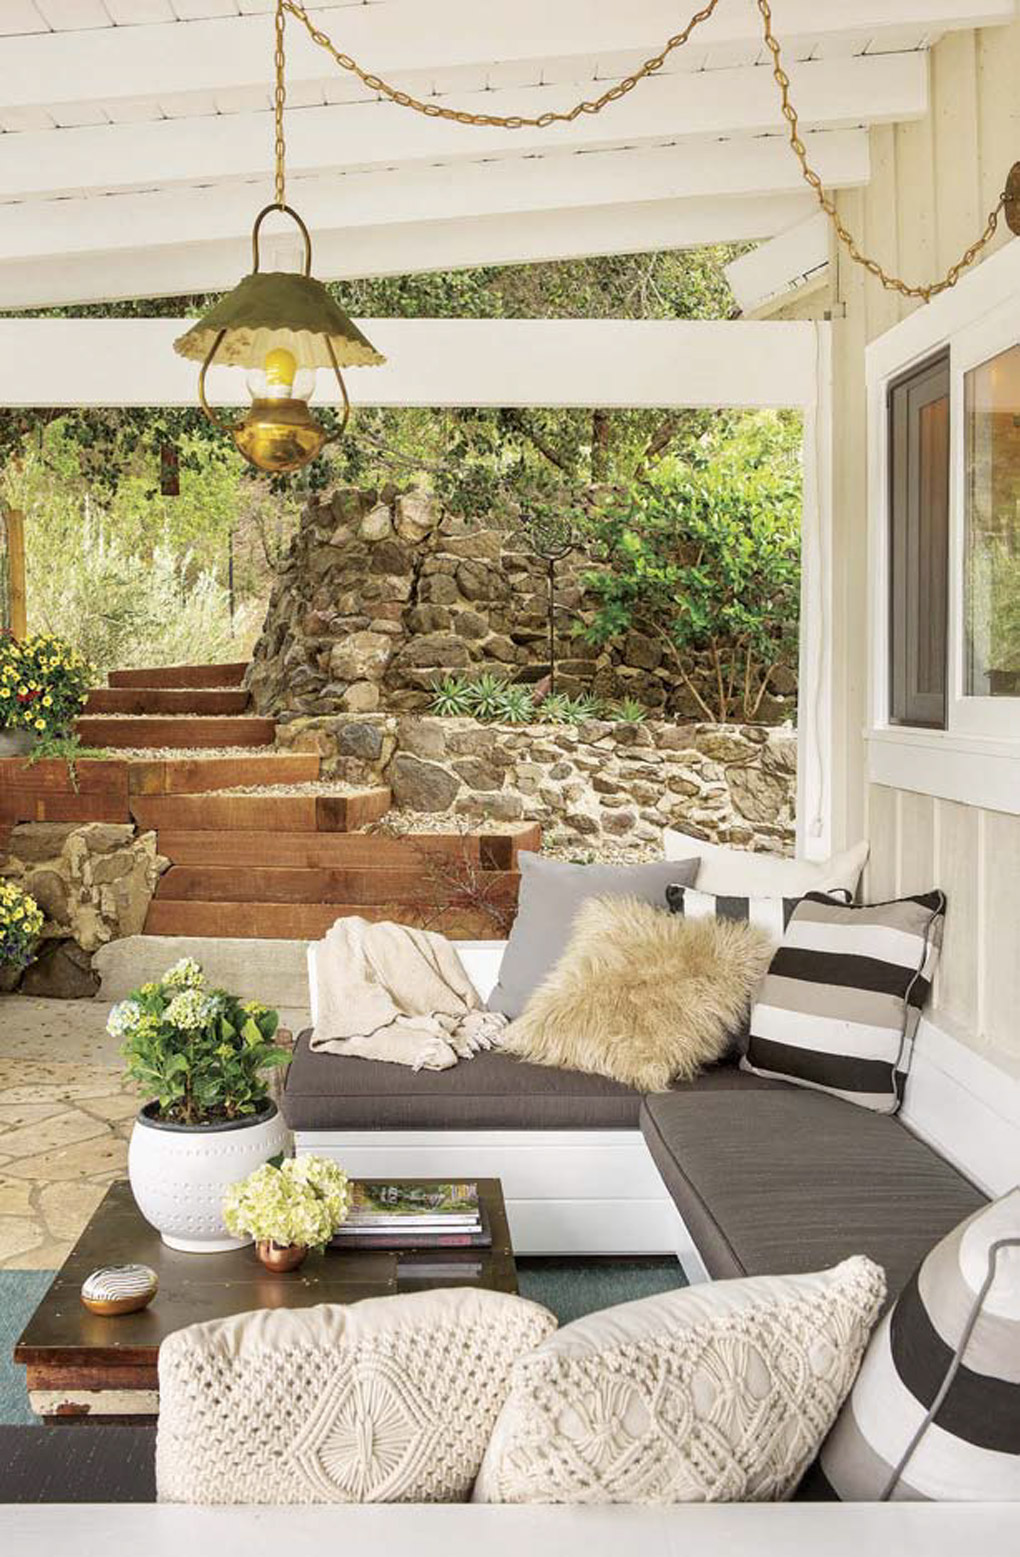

{"left": 487, "top": 852, "right": 699, "bottom": 1019}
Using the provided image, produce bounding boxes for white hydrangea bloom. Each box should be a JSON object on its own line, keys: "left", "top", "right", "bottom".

{"left": 164, "top": 988, "right": 214, "bottom": 1032}
{"left": 163, "top": 957, "right": 205, "bottom": 991}
{"left": 106, "top": 999, "right": 143, "bottom": 1039}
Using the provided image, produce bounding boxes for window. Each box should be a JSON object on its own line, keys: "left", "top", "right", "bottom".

{"left": 964, "top": 343, "right": 1020, "bottom": 700}
{"left": 888, "top": 351, "right": 950, "bottom": 729}
{"left": 867, "top": 245, "right": 1020, "bottom": 816}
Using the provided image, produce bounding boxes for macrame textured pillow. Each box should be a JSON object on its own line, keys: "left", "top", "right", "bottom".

{"left": 156, "top": 1289, "right": 556, "bottom": 1505}
{"left": 473, "top": 1257, "right": 885, "bottom": 1505}
{"left": 502, "top": 895, "right": 774, "bottom": 1092}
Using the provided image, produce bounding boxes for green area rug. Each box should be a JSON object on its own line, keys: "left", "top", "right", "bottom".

{"left": 0, "top": 1271, "right": 54, "bottom": 1428}
{"left": 517, "top": 1257, "right": 686, "bottom": 1324}
{"left": 0, "top": 1259, "right": 684, "bottom": 1426}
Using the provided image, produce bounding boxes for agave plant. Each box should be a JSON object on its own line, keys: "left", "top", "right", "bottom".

{"left": 536, "top": 692, "right": 573, "bottom": 724}
{"left": 493, "top": 684, "right": 536, "bottom": 724}
{"left": 609, "top": 697, "right": 647, "bottom": 724}
{"left": 466, "top": 671, "right": 511, "bottom": 720}
{"left": 562, "top": 693, "right": 605, "bottom": 725}
{"left": 430, "top": 675, "right": 473, "bottom": 717}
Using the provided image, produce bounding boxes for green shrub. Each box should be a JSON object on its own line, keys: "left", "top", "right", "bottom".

{"left": 581, "top": 412, "right": 800, "bottom": 723}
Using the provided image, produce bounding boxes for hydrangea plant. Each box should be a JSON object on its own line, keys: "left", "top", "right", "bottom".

{"left": 223, "top": 1156, "right": 350, "bottom": 1251}
{"left": 0, "top": 880, "right": 44, "bottom": 971}
{"left": 112, "top": 957, "right": 288, "bottom": 1126}
{"left": 0, "top": 632, "right": 93, "bottom": 740}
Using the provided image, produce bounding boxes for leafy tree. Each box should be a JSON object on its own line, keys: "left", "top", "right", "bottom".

{"left": 580, "top": 413, "right": 802, "bottom": 723}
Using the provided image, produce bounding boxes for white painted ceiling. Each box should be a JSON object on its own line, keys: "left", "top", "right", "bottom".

{"left": 0, "top": 0, "right": 1014, "bottom": 305}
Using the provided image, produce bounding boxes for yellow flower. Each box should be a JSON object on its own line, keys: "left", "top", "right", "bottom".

{"left": 34, "top": 719, "right": 45, "bottom": 731}
{"left": 42, "top": 696, "right": 52, "bottom": 707}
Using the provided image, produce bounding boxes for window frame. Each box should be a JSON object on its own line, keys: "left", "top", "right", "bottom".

{"left": 866, "top": 242, "right": 1020, "bottom": 815}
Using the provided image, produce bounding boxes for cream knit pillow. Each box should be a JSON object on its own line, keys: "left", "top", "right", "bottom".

{"left": 474, "top": 1257, "right": 885, "bottom": 1505}
{"left": 157, "top": 1288, "right": 556, "bottom": 1505}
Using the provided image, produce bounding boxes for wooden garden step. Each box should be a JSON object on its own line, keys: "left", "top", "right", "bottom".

{"left": 144, "top": 900, "right": 511, "bottom": 941}
{"left": 129, "top": 788, "right": 391, "bottom": 833}
{"left": 155, "top": 865, "right": 520, "bottom": 907}
{"left": 155, "top": 823, "right": 541, "bottom": 870}
{"left": 0, "top": 757, "right": 132, "bottom": 826}
{"left": 108, "top": 662, "right": 249, "bottom": 689}
{"left": 126, "top": 754, "right": 319, "bottom": 795}
{"left": 85, "top": 688, "right": 250, "bottom": 716}
{"left": 76, "top": 716, "right": 275, "bottom": 750}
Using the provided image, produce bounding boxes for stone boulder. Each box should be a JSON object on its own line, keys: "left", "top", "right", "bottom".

{"left": 2, "top": 821, "right": 168, "bottom": 955}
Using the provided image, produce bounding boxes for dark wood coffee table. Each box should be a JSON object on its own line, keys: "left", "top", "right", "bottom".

{"left": 15, "top": 1178, "right": 516, "bottom": 1423}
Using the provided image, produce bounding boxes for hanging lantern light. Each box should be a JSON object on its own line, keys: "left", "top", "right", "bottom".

{"left": 173, "top": 3, "right": 384, "bottom": 475}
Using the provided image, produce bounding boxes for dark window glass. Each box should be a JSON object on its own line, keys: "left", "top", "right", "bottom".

{"left": 888, "top": 351, "right": 950, "bottom": 728}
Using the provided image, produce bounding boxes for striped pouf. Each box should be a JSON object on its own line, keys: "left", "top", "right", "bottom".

{"left": 740, "top": 890, "right": 945, "bottom": 1114}
{"left": 818, "top": 1189, "right": 1020, "bottom": 1501}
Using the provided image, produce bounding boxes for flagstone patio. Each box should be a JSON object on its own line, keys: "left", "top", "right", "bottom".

{"left": 0, "top": 996, "right": 138, "bottom": 1267}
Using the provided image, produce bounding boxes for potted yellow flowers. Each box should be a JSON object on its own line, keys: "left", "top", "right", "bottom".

{"left": 0, "top": 880, "right": 44, "bottom": 992}
{"left": 0, "top": 632, "right": 93, "bottom": 755}
{"left": 223, "top": 1156, "right": 350, "bottom": 1272}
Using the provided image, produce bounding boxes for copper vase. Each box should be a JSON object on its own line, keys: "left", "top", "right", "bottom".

{"left": 256, "top": 1240, "right": 308, "bottom": 1273}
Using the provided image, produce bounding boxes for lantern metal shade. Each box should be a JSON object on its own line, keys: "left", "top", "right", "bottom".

{"left": 173, "top": 271, "right": 385, "bottom": 370}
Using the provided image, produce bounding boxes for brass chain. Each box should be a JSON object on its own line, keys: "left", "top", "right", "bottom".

{"left": 274, "top": 0, "right": 287, "bottom": 207}
{"left": 281, "top": 0, "right": 724, "bottom": 129}
{"left": 274, "top": 0, "right": 1008, "bottom": 303}
{"left": 755, "top": 0, "right": 1003, "bottom": 302}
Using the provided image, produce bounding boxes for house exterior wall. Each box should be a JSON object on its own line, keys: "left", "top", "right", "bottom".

{"left": 827, "top": 20, "right": 1020, "bottom": 1076}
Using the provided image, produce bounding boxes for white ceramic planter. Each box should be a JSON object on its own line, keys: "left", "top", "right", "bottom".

{"left": 128, "top": 1102, "right": 291, "bottom": 1253}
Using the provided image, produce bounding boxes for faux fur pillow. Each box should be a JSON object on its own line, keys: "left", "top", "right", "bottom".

{"left": 502, "top": 896, "right": 774, "bottom": 1091}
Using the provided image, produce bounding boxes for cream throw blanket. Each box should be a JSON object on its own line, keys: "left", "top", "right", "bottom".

{"left": 310, "top": 917, "right": 508, "bottom": 1071}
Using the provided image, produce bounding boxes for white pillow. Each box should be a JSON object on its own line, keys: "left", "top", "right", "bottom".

{"left": 473, "top": 1257, "right": 885, "bottom": 1505}
{"left": 157, "top": 1289, "right": 556, "bottom": 1504}
{"left": 663, "top": 829, "right": 868, "bottom": 899}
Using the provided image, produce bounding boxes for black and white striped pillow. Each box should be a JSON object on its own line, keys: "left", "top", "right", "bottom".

{"left": 740, "top": 890, "right": 945, "bottom": 1115}
{"left": 816, "top": 1189, "right": 1019, "bottom": 1502}
{"left": 665, "top": 882, "right": 852, "bottom": 942}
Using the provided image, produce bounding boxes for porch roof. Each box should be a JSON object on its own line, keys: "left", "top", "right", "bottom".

{"left": 0, "top": 0, "right": 1014, "bottom": 308}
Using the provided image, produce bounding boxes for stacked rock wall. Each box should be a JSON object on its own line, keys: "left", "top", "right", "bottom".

{"left": 276, "top": 714, "right": 797, "bottom": 857}
{"left": 246, "top": 487, "right": 795, "bottom": 723}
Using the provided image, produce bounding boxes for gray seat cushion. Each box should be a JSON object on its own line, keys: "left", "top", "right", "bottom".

{"left": 641, "top": 1088, "right": 987, "bottom": 1301}
{"left": 282, "top": 1033, "right": 771, "bottom": 1131}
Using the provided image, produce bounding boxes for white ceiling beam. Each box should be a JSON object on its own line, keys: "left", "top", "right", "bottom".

{"left": 0, "top": 132, "right": 867, "bottom": 265}
{"left": 0, "top": 0, "right": 1010, "bottom": 112}
{"left": 725, "top": 211, "right": 832, "bottom": 314}
{"left": 0, "top": 315, "right": 821, "bottom": 410}
{"left": 0, "top": 52, "right": 925, "bottom": 201}
{"left": 0, "top": 192, "right": 817, "bottom": 309}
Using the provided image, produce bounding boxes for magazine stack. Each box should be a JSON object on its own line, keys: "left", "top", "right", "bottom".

{"left": 330, "top": 1180, "right": 490, "bottom": 1250}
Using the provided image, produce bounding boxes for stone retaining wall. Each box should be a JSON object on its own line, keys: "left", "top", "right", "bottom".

{"left": 276, "top": 715, "right": 797, "bottom": 857}
{"left": 247, "top": 488, "right": 796, "bottom": 724}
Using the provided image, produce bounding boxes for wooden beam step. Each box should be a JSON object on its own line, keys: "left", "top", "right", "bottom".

{"left": 144, "top": 900, "right": 511, "bottom": 941}
{"left": 0, "top": 757, "right": 130, "bottom": 795}
{"left": 156, "top": 865, "right": 520, "bottom": 906}
{"left": 85, "top": 688, "right": 250, "bottom": 716}
{"left": 126, "top": 754, "right": 320, "bottom": 796}
{"left": 154, "top": 827, "right": 534, "bottom": 869}
{"left": 76, "top": 716, "right": 275, "bottom": 750}
{"left": 0, "top": 794, "right": 131, "bottom": 826}
{"left": 108, "top": 662, "right": 249, "bottom": 689}
{"left": 130, "top": 788, "right": 391, "bottom": 833}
